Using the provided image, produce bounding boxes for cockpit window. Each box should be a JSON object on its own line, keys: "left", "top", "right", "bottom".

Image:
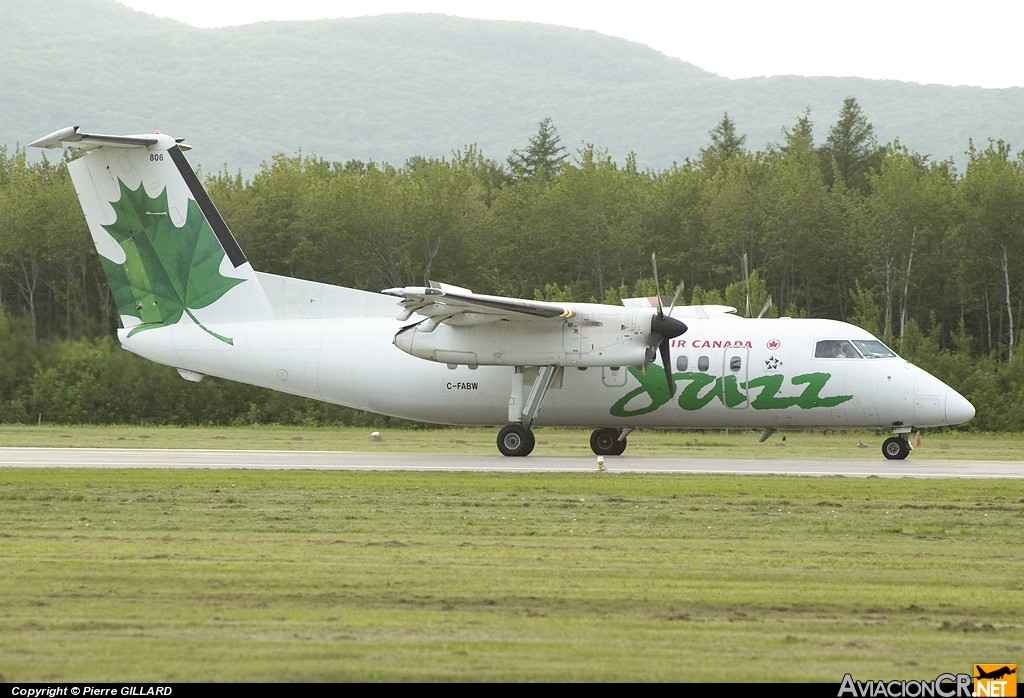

{"left": 814, "top": 340, "right": 860, "bottom": 358}
{"left": 851, "top": 339, "right": 898, "bottom": 358}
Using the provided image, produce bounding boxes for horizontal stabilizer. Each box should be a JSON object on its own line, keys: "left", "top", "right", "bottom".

{"left": 29, "top": 125, "right": 190, "bottom": 151}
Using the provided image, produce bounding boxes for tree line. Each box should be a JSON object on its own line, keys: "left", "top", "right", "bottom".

{"left": 2, "top": 99, "right": 1024, "bottom": 430}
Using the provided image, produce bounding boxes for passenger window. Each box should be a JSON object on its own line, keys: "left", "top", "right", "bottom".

{"left": 697, "top": 355, "right": 710, "bottom": 372}
{"left": 730, "top": 356, "right": 742, "bottom": 372}
{"left": 676, "top": 356, "right": 688, "bottom": 371}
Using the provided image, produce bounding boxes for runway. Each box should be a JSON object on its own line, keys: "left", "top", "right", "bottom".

{"left": 1, "top": 446, "right": 1022, "bottom": 478}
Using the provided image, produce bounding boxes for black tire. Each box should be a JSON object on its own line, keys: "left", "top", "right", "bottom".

{"left": 591, "top": 428, "right": 627, "bottom": 456}
{"left": 882, "top": 436, "right": 910, "bottom": 460}
{"left": 497, "top": 423, "right": 535, "bottom": 457}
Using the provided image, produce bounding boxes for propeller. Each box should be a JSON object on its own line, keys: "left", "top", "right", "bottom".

{"left": 648, "top": 253, "right": 688, "bottom": 395}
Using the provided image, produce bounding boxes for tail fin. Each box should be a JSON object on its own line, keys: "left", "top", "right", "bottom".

{"left": 30, "top": 126, "right": 273, "bottom": 343}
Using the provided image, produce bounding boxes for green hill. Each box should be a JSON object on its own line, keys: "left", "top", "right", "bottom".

{"left": 6, "top": 0, "right": 1024, "bottom": 174}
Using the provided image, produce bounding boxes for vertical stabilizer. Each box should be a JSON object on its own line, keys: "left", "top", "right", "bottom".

{"left": 31, "top": 126, "right": 273, "bottom": 343}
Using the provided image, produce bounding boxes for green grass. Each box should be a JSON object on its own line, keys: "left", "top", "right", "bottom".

{"left": 1, "top": 466, "right": 1021, "bottom": 682}
{"left": 0, "top": 423, "right": 1012, "bottom": 459}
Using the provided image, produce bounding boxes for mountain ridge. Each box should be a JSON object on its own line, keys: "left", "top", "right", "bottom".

{"left": 7, "top": 0, "right": 1023, "bottom": 175}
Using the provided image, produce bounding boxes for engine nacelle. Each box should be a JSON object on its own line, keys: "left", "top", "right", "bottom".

{"left": 394, "top": 309, "right": 650, "bottom": 367}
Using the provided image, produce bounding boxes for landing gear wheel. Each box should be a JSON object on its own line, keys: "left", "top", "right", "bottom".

{"left": 590, "top": 428, "right": 627, "bottom": 456}
{"left": 497, "top": 423, "right": 535, "bottom": 457}
{"left": 882, "top": 436, "right": 911, "bottom": 460}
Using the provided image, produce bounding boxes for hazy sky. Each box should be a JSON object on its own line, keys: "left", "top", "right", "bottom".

{"left": 116, "top": 0, "right": 1022, "bottom": 89}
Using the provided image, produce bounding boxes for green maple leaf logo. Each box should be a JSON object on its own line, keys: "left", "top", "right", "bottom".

{"left": 98, "top": 180, "right": 244, "bottom": 344}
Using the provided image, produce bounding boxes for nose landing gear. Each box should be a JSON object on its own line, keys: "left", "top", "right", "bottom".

{"left": 882, "top": 434, "right": 912, "bottom": 460}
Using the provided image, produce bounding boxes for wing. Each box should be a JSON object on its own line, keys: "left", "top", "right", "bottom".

{"left": 383, "top": 283, "right": 576, "bottom": 332}
{"left": 382, "top": 283, "right": 687, "bottom": 372}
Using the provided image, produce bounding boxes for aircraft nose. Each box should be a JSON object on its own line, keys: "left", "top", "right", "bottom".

{"left": 944, "top": 388, "right": 975, "bottom": 425}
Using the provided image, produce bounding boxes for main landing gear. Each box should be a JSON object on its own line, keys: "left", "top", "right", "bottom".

{"left": 496, "top": 425, "right": 632, "bottom": 457}
{"left": 497, "top": 423, "right": 536, "bottom": 457}
{"left": 497, "top": 366, "right": 559, "bottom": 457}
{"left": 497, "top": 365, "right": 634, "bottom": 457}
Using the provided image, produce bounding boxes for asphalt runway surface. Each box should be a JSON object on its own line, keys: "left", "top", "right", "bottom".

{"left": 1, "top": 447, "right": 1022, "bottom": 478}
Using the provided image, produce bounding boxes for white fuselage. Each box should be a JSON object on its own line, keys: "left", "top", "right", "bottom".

{"left": 118, "top": 278, "right": 974, "bottom": 433}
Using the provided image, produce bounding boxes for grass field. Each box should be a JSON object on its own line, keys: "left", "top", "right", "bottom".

{"left": 1, "top": 425, "right": 1021, "bottom": 683}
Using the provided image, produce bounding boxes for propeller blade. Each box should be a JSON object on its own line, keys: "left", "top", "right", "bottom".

{"left": 667, "top": 280, "right": 685, "bottom": 316}
{"left": 757, "top": 297, "right": 773, "bottom": 319}
{"left": 648, "top": 333, "right": 661, "bottom": 370}
{"left": 650, "top": 252, "right": 664, "bottom": 318}
{"left": 659, "top": 338, "right": 675, "bottom": 395}
{"left": 742, "top": 252, "right": 751, "bottom": 318}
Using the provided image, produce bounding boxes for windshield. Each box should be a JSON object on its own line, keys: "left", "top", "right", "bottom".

{"left": 814, "top": 340, "right": 859, "bottom": 358}
{"left": 851, "top": 339, "right": 898, "bottom": 358}
{"left": 815, "top": 339, "right": 899, "bottom": 359}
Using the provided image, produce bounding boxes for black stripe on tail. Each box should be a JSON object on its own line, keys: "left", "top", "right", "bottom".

{"left": 167, "top": 145, "right": 247, "bottom": 268}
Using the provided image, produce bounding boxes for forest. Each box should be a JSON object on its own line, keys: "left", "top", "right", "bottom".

{"left": 1, "top": 99, "right": 1023, "bottom": 431}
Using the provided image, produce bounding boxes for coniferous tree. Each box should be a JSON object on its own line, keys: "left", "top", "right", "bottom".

{"left": 820, "top": 97, "right": 884, "bottom": 192}
{"left": 780, "top": 107, "right": 815, "bottom": 154}
{"left": 507, "top": 117, "right": 568, "bottom": 180}
{"left": 699, "top": 113, "right": 747, "bottom": 171}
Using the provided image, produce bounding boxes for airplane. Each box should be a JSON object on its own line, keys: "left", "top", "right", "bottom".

{"left": 975, "top": 666, "right": 1016, "bottom": 681}
{"left": 29, "top": 126, "right": 976, "bottom": 459}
